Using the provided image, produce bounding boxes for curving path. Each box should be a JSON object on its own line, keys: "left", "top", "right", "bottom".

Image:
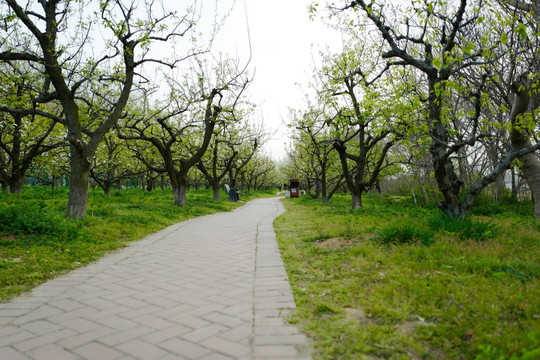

{"left": 0, "top": 197, "right": 311, "bottom": 360}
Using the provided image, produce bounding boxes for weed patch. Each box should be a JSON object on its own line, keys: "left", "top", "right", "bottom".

{"left": 428, "top": 213, "right": 497, "bottom": 241}
{"left": 377, "top": 220, "right": 434, "bottom": 246}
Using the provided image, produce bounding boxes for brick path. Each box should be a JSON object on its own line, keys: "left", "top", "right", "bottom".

{"left": 0, "top": 197, "right": 311, "bottom": 360}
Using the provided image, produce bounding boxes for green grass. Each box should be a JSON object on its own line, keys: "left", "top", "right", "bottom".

{"left": 274, "top": 194, "right": 540, "bottom": 360}
{"left": 0, "top": 186, "right": 276, "bottom": 302}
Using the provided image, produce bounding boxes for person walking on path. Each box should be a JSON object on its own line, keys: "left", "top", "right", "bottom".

{"left": 0, "top": 197, "right": 312, "bottom": 360}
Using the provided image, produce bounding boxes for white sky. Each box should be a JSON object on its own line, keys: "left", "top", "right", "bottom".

{"left": 207, "top": 0, "right": 343, "bottom": 161}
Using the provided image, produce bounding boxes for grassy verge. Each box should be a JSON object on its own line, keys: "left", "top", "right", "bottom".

{"left": 274, "top": 194, "right": 540, "bottom": 359}
{"left": 0, "top": 186, "right": 276, "bottom": 302}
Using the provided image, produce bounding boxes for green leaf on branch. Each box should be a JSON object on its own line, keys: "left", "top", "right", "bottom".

{"left": 516, "top": 23, "right": 528, "bottom": 42}
{"left": 500, "top": 32, "right": 508, "bottom": 45}
{"left": 432, "top": 57, "right": 442, "bottom": 70}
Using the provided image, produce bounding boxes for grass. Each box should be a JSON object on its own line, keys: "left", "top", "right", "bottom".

{"left": 274, "top": 193, "right": 540, "bottom": 360}
{"left": 0, "top": 186, "right": 276, "bottom": 302}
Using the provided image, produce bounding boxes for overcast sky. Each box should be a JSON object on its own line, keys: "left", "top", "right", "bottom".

{"left": 207, "top": 0, "right": 343, "bottom": 161}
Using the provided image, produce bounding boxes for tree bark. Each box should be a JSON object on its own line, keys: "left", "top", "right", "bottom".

{"left": 511, "top": 167, "right": 518, "bottom": 199}
{"left": 421, "top": 183, "right": 429, "bottom": 203}
{"left": 51, "top": 174, "right": 57, "bottom": 191}
{"left": 411, "top": 187, "right": 418, "bottom": 206}
{"left": 319, "top": 164, "right": 327, "bottom": 203}
{"left": 146, "top": 177, "right": 154, "bottom": 192}
{"left": 321, "top": 193, "right": 329, "bottom": 204}
{"left": 103, "top": 183, "right": 112, "bottom": 196}
{"left": 173, "top": 174, "right": 188, "bottom": 207}
{"left": 510, "top": 75, "right": 540, "bottom": 220}
{"left": 212, "top": 185, "right": 220, "bottom": 201}
{"left": 351, "top": 191, "right": 362, "bottom": 210}
{"left": 376, "top": 182, "right": 383, "bottom": 198}
{"left": 8, "top": 170, "right": 24, "bottom": 193}
{"left": 427, "top": 77, "right": 466, "bottom": 218}
{"left": 66, "top": 151, "right": 90, "bottom": 219}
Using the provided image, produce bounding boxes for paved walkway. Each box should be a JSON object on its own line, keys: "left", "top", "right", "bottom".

{"left": 0, "top": 197, "right": 312, "bottom": 360}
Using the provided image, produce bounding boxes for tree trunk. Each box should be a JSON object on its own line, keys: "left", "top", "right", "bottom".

{"left": 431, "top": 143, "right": 464, "bottom": 217}
{"left": 8, "top": 172, "right": 24, "bottom": 194}
{"left": 494, "top": 172, "right": 506, "bottom": 202}
{"left": 428, "top": 79, "right": 465, "bottom": 218}
{"left": 376, "top": 182, "right": 383, "bottom": 198}
{"left": 51, "top": 174, "right": 57, "bottom": 191}
{"left": 103, "top": 183, "right": 112, "bottom": 196}
{"left": 228, "top": 169, "right": 237, "bottom": 188}
{"left": 320, "top": 166, "right": 327, "bottom": 203}
{"left": 66, "top": 173, "right": 90, "bottom": 218}
{"left": 517, "top": 153, "right": 540, "bottom": 219}
{"left": 311, "top": 178, "right": 321, "bottom": 200}
{"left": 510, "top": 75, "right": 540, "bottom": 220}
{"left": 146, "top": 178, "right": 154, "bottom": 192}
{"left": 411, "top": 187, "right": 417, "bottom": 206}
{"left": 511, "top": 167, "right": 518, "bottom": 200}
{"left": 173, "top": 185, "right": 187, "bottom": 207}
{"left": 173, "top": 174, "right": 188, "bottom": 207}
{"left": 66, "top": 150, "right": 91, "bottom": 219}
{"left": 421, "top": 183, "right": 429, "bottom": 203}
{"left": 487, "top": 143, "right": 506, "bottom": 202}
{"left": 457, "top": 148, "right": 471, "bottom": 188}
{"left": 321, "top": 193, "right": 329, "bottom": 204}
{"left": 140, "top": 177, "right": 146, "bottom": 190}
{"left": 212, "top": 185, "right": 220, "bottom": 201}
{"left": 351, "top": 191, "right": 362, "bottom": 210}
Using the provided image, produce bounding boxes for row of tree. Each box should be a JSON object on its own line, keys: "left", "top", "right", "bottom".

{"left": 0, "top": 0, "right": 277, "bottom": 218}
{"left": 282, "top": 0, "right": 540, "bottom": 220}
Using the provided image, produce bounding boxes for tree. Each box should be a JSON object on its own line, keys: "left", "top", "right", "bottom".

{"left": 0, "top": 65, "right": 63, "bottom": 192}
{"left": 226, "top": 137, "right": 263, "bottom": 191}
{"left": 121, "top": 132, "right": 165, "bottom": 191}
{"left": 499, "top": 0, "right": 540, "bottom": 218}
{"left": 90, "top": 132, "right": 144, "bottom": 196}
{"left": 188, "top": 167, "right": 207, "bottom": 191}
{"left": 459, "top": 0, "right": 540, "bottom": 213}
{"left": 31, "top": 144, "right": 70, "bottom": 190}
{"left": 119, "top": 58, "right": 250, "bottom": 206}
{"left": 311, "top": 41, "right": 407, "bottom": 209}
{"left": 0, "top": 0, "right": 197, "bottom": 218}
{"left": 510, "top": 74, "right": 540, "bottom": 216}
{"left": 239, "top": 153, "right": 278, "bottom": 192}
{"left": 334, "top": 0, "right": 540, "bottom": 218}
{"left": 289, "top": 108, "right": 344, "bottom": 203}
{"left": 197, "top": 118, "right": 259, "bottom": 201}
